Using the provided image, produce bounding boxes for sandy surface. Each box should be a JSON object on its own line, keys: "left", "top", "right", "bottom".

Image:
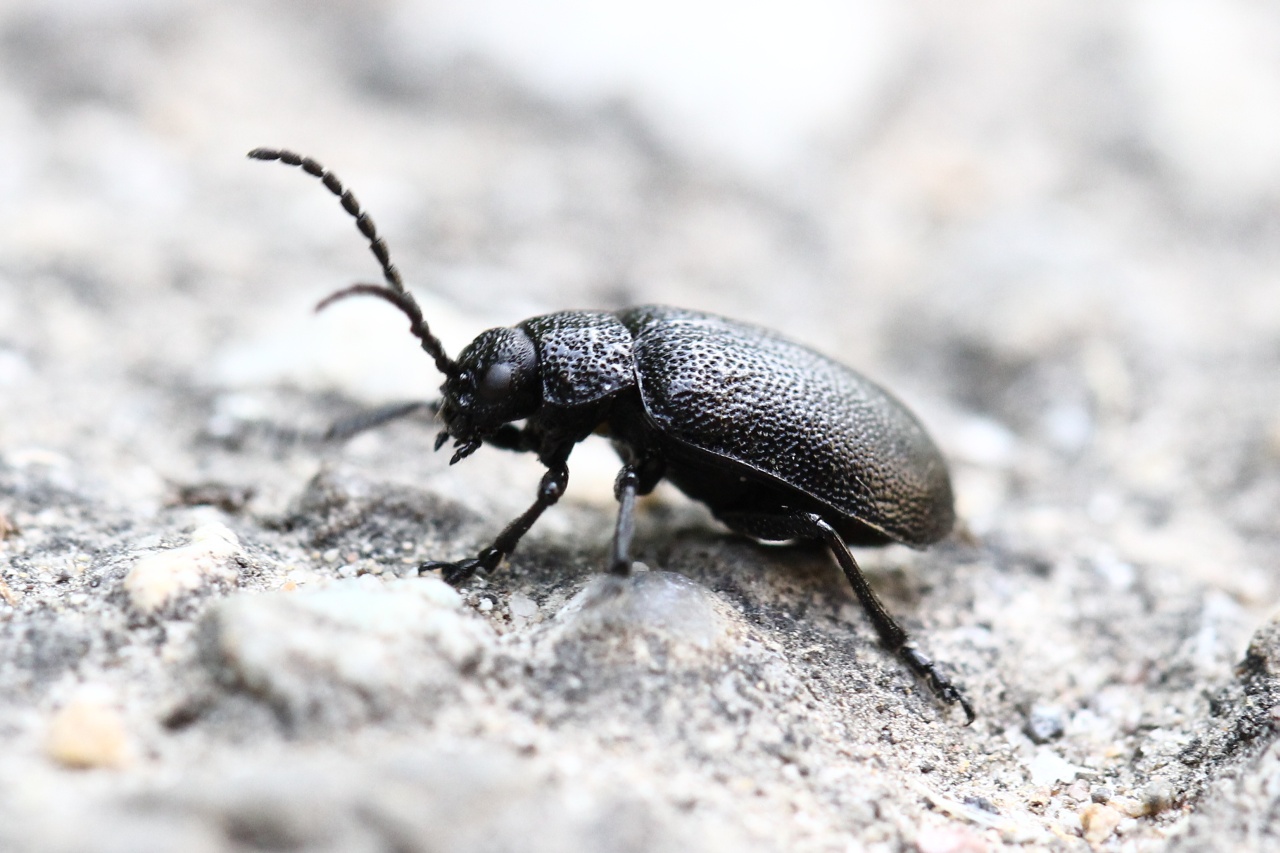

{"left": 3, "top": 2, "right": 1280, "bottom": 851}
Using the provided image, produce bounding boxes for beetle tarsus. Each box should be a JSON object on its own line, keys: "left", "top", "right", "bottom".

{"left": 420, "top": 547, "right": 502, "bottom": 586}
{"left": 449, "top": 438, "right": 482, "bottom": 464}
{"left": 900, "top": 645, "right": 976, "bottom": 725}
{"left": 805, "top": 513, "right": 975, "bottom": 723}
{"left": 421, "top": 464, "right": 569, "bottom": 585}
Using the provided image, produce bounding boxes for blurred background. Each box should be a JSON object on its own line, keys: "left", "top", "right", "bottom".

{"left": 3, "top": 0, "right": 1279, "bottom": 573}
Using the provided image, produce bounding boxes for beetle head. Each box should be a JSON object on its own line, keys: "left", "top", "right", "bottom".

{"left": 435, "top": 327, "right": 541, "bottom": 462}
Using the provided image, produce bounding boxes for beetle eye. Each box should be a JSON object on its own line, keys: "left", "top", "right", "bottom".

{"left": 477, "top": 363, "right": 515, "bottom": 401}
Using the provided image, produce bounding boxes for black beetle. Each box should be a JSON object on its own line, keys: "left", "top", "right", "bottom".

{"left": 249, "top": 148, "right": 974, "bottom": 723}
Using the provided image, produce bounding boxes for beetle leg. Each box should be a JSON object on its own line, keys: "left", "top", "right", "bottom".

{"left": 210, "top": 400, "right": 436, "bottom": 450}
{"left": 482, "top": 424, "right": 533, "bottom": 452}
{"left": 803, "top": 513, "right": 975, "bottom": 725}
{"left": 718, "top": 509, "right": 974, "bottom": 723}
{"left": 322, "top": 400, "right": 436, "bottom": 442}
{"left": 420, "top": 462, "right": 569, "bottom": 585}
{"left": 609, "top": 466, "right": 640, "bottom": 575}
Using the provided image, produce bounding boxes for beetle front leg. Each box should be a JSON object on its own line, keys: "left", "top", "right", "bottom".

{"left": 420, "top": 463, "right": 569, "bottom": 585}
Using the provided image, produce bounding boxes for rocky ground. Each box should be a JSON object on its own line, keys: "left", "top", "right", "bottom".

{"left": 3, "top": 2, "right": 1280, "bottom": 851}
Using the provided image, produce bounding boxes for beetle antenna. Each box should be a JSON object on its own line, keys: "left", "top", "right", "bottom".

{"left": 248, "top": 148, "right": 457, "bottom": 378}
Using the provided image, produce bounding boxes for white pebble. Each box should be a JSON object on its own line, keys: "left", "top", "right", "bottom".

{"left": 124, "top": 522, "right": 240, "bottom": 613}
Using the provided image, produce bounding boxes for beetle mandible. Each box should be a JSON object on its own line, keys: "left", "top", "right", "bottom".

{"left": 249, "top": 148, "right": 974, "bottom": 724}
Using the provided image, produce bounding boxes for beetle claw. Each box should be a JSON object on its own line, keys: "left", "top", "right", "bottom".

{"left": 449, "top": 438, "right": 481, "bottom": 465}
{"left": 420, "top": 547, "right": 502, "bottom": 586}
{"left": 958, "top": 695, "right": 977, "bottom": 726}
{"left": 420, "top": 557, "right": 484, "bottom": 585}
{"left": 899, "top": 645, "right": 976, "bottom": 724}
{"left": 938, "top": 682, "right": 976, "bottom": 726}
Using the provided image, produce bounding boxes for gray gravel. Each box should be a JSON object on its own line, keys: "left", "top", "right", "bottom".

{"left": 4, "top": 2, "right": 1280, "bottom": 851}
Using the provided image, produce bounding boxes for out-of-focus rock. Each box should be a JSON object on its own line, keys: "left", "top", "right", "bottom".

{"left": 124, "top": 522, "right": 241, "bottom": 615}
{"left": 196, "top": 577, "right": 492, "bottom": 730}
{"left": 44, "top": 697, "right": 131, "bottom": 769}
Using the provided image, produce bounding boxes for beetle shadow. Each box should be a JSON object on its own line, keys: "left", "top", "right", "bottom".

{"left": 636, "top": 520, "right": 943, "bottom": 621}
{"left": 635, "top": 526, "right": 832, "bottom": 603}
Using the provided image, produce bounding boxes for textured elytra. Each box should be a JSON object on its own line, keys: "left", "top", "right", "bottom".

{"left": 618, "top": 306, "right": 955, "bottom": 546}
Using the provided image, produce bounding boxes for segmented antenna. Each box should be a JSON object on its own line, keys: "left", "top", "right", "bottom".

{"left": 248, "top": 148, "right": 457, "bottom": 378}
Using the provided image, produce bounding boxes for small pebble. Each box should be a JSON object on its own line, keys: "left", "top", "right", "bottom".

{"left": 1141, "top": 779, "right": 1175, "bottom": 815}
{"left": 1026, "top": 787, "right": 1052, "bottom": 811}
{"left": 1109, "top": 796, "right": 1145, "bottom": 818}
{"left": 962, "top": 795, "right": 999, "bottom": 815}
{"left": 1079, "top": 803, "right": 1121, "bottom": 844}
{"left": 1028, "top": 750, "right": 1083, "bottom": 786}
{"left": 508, "top": 592, "right": 539, "bottom": 628}
{"left": 1056, "top": 809, "right": 1083, "bottom": 836}
{"left": 124, "top": 522, "right": 240, "bottom": 613}
{"left": 1026, "top": 703, "right": 1066, "bottom": 743}
{"left": 45, "top": 700, "right": 129, "bottom": 769}
{"left": 915, "top": 824, "right": 988, "bottom": 853}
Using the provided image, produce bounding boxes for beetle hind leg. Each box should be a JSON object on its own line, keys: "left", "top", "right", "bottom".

{"left": 808, "top": 512, "right": 974, "bottom": 724}
{"left": 720, "top": 510, "right": 974, "bottom": 724}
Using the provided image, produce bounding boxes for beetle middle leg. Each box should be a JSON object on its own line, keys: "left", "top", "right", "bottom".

{"left": 720, "top": 510, "right": 974, "bottom": 724}
{"left": 608, "top": 454, "right": 666, "bottom": 576}
{"left": 610, "top": 467, "right": 639, "bottom": 576}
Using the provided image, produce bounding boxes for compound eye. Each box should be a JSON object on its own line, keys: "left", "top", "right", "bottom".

{"left": 477, "top": 362, "right": 516, "bottom": 402}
